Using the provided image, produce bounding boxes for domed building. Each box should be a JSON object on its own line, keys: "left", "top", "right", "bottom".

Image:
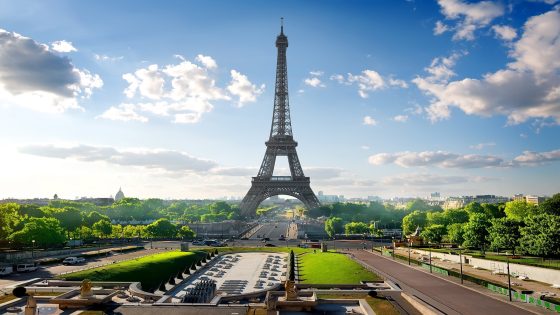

{"left": 115, "top": 187, "right": 125, "bottom": 202}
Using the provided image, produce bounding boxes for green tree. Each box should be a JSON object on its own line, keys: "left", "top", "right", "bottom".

{"left": 178, "top": 225, "right": 196, "bottom": 239}
{"left": 406, "top": 199, "right": 432, "bottom": 212}
{"left": 0, "top": 203, "right": 21, "bottom": 239}
{"left": 519, "top": 213, "right": 560, "bottom": 257}
{"left": 444, "top": 209, "right": 469, "bottom": 224}
{"left": 482, "top": 203, "right": 505, "bottom": 218}
{"left": 488, "top": 218, "right": 521, "bottom": 254}
{"left": 504, "top": 200, "right": 537, "bottom": 221}
{"left": 445, "top": 223, "right": 465, "bottom": 245}
{"left": 84, "top": 211, "right": 110, "bottom": 227}
{"left": 539, "top": 193, "right": 560, "bottom": 216}
{"left": 369, "top": 224, "right": 384, "bottom": 237}
{"left": 9, "top": 217, "right": 66, "bottom": 248}
{"left": 145, "top": 218, "right": 177, "bottom": 238}
{"left": 344, "top": 222, "right": 370, "bottom": 235}
{"left": 427, "top": 212, "right": 449, "bottom": 226}
{"left": 402, "top": 210, "right": 427, "bottom": 235}
{"left": 51, "top": 207, "right": 83, "bottom": 237}
{"left": 464, "top": 202, "right": 485, "bottom": 216}
{"left": 324, "top": 217, "right": 344, "bottom": 237}
{"left": 420, "top": 224, "right": 447, "bottom": 243}
{"left": 462, "top": 213, "right": 491, "bottom": 252}
{"left": 93, "top": 220, "right": 113, "bottom": 238}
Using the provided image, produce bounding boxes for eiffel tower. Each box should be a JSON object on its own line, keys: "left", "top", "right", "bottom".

{"left": 240, "top": 20, "right": 320, "bottom": 217}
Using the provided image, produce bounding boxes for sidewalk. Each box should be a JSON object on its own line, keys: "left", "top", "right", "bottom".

{"left": 394, "top": 247, "right": 560, "bottom": 297}
{"left": 375, "top": 248, "right": 553, "bottom": 315}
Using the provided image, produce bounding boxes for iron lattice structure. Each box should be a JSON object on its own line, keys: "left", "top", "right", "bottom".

{"left": 240, "top": 22, "right": 320, "bottom": 217}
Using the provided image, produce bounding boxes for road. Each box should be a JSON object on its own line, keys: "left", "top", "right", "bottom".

{"left": 0, "top": 248, "right": 166, "bottom": 290}
{"left": 249, "top": 222, "right": 289, "bottom": 240}
{"left": 349, "top": 250, "right": 532, "bottom": 315}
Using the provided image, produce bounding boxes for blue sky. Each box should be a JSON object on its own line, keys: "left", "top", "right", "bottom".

{"left": 0, "top": 0, "right": 559, "bottom": 200}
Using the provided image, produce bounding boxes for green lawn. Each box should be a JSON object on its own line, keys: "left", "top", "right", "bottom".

{"left": 58, "top": 250, "right": 206, "bottom": 291}
{"left": 299, "top": 251, "right": 380, "bottom": 284}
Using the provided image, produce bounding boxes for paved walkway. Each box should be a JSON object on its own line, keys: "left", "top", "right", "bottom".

{"left": 347, "top": 249, "right": 535, "bottom": 315}
{"left": 394, "top": 247, "right": 559, "bottom": 297}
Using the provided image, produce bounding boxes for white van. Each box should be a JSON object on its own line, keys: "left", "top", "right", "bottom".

{"left": 0, "top": 266, "right": 13, "bottom": 276}
{"left": 16, "top": 264, "right": 38, "bottom": 272}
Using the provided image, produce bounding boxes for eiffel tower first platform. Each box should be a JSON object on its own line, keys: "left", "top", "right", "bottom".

{"left": 239, "top": 20, "right": 320, "bottom": 217}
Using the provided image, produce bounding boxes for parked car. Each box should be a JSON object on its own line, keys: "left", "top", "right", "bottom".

{"left": 264, "top": 243, "right": 276, "bottom": 247}
{"left": 204, "top": 240, "right": 227, "bottom": 247}
{"left": 0, "top": 266, "right": 13, "bottom": 276}
{"left": 240, "top": 237, "right": 249, "bottom": 240}
{"left": 62, "top": 257, "right": 85, "bottom": 265}
{"left": 16, "top": 264, "right": 38, "bottom": 272}
{"left": 192, "top": 240, "right": 205, "bottom": 246}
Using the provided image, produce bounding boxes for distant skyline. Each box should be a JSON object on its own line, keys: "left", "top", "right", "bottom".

{"left": 0, "top": 0, "right": 559, "bottom": 199}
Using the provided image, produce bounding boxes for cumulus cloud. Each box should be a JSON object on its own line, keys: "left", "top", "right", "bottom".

{"left": 513, "top": 149, "right": 560, "bottom": 166}
{"left": 363, "top": 116, "right": 378, "bottom": 126}
{"left": 330, "top": 69, "right": 407, "bottom": 98}
{"left": 97, "top": 103, "right": 148, "bottom": 123}
{"left": 195, "top": 54, "right": 217, "bottom": 69}
{"left": 492, "top": 25, "right": 517, "bottom": 41}
{"left": 393, "top": 115, "right": 409, "bottom": 123}
{"left": 368, "top": 150, "right": 505, "bottom": 168}
{"left": 0, "top": 29, "right": 102, "bottom": 113}
{"left": 227, "top": 70, "right": 265, "bottom": 106}
{"left": 50, "top": 40, "right": 77, "bottom": 53}
{"left": 304, "top": 70, "right": 326, "bottom": 88}
{"left": 414, "top": 9, "right": 560, "bottom": 125}
{"left": 101, "top": 55, "right": 263, "bottom": 123}
{"left": 19, "top": 144, "right": 218, "bottom": 174}
{"left": 437, "top": 0, "right": 504, "bottom": 40}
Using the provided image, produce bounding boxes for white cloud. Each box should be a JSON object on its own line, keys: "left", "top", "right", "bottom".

{"left": 94, "top": 54, "right": 124, "bottom": 62}
{"left": 227, "top": 70, "right": 265, "bottom": 107}
{"left": 368, "top": 150, "right": 505, "bottom": 168}
{"left": 492, "top": 25, "right": 517, "bottom": 41}
{"left": 19, "top": 144, "right": 218, "bottom": 174}
{"left": 97, "top": 103, "right": 148, "bottom": 123}
{"left": 195, "top": 54, "right": 217, "bottom": 69}
{"left": 434, "top": 21, "right": 450, "bottom": 35}
{"left": 388, "top": 77, "right": 408, "bottom": 88}
{"left": 103, "top": 55, "right": 263, "bottom": 123}
{"left": 363, "top": 116, "right": 378, "bottom": 126}
{"left": 513, "top": 149, "right": 560, "bottom": 166}
{"left": 304, "top": 77, "right": 325, "bottom": 88}
{"left": 469, "top": 142, "right": 496, "bottom": 150}
{"left": 393, "top": 115, "right": 409, "bottom": 123}
{"left": 331, "top": 70, "right": 406, "bottom": 98}
{"left": 50, "top": 40, "right": 77, "bottom": 53}
{"left": 437, "top": 0, "right": 504, "bottom": 41}
{"left": 309, "top": 70, "right": 324, "bottom": 76}
{"left": 414, "top": 10, "right": 560, "bottom": 125}
{"left": 0, "top": 29, "right": 102, "bottom": 113}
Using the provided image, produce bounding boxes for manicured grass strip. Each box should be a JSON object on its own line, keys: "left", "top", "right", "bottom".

{"left": 299, "top": 251, "right": 380, "bottom": 284}
{"left": 58, "top": 250, "right": 206, "bottom": 291}
{"left": 318, "top": 293, "right": 399, "bottom": 315}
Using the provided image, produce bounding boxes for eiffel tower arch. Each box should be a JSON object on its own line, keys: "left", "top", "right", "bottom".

{"left": 240, "top": 20, "right": 320, "bottom": 217}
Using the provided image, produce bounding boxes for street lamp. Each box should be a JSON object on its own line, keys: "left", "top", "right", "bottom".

{"left": 429, "top": 243, "right": 433, "bottom": 273}
{"left": 459, "top": 247, "right": 464, "bottom": 284}
{"left": 32, "top": 240, "right": 35, "bottom": 259}
{"left": 408, "top": 241, "right": 412, "bottom": 265}
{"left": 391, "top": 237, "right": 395, "bottom": 260}
{"left": 507, "top": 254, "right": 512, "bottom": 302}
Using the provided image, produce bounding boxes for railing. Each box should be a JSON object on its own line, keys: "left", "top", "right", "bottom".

{"left": 270, "top": 176, "right": 292, "bottom": 181}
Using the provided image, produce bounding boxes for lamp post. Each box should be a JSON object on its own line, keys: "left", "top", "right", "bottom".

{"left": 391, "top": 237, "right": 395, "bottom": 260}
{"left": 408, "top": 241, "right": 411, "bottom": 265}
{"left": 429, "top": 243, "right": 433, "bottom": 273}
{"left": 507, "top": 255, "right": 512, "bottom": 302}
{"left": 32, "top": 240, "right": 35, "bottom": 259}
{"left": 459, "top": 247, "right": 464, "bottom": 284}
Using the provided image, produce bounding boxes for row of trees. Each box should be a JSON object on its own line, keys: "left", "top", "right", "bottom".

{"left": 321, "top": 199, "right": 442, "bottom": 237}
{"left": 402, "top": 193, "right": 560, "bottom": 257}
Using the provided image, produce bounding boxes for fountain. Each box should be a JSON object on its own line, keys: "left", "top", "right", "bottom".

{"left": 51, "top": 279, "right": 118, "bottom": 309}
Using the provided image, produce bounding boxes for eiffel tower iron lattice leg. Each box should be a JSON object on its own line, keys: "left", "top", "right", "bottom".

{"left": 240, "top": 20, "right": 320, "bottom": 217}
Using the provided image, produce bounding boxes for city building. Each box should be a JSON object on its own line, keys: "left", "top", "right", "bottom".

{"left": 525, "top": 195, "right": 546, "bottom": 206}
{"left": 115, "top": 187, "right": 125, "bottom": 202}
{"left": 443, "top": 195, "right": 510, "bottom": 209}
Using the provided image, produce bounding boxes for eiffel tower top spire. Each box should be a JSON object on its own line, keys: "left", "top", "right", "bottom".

{"left": 270, "top": 17, "right": 292, "bottom": 138}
